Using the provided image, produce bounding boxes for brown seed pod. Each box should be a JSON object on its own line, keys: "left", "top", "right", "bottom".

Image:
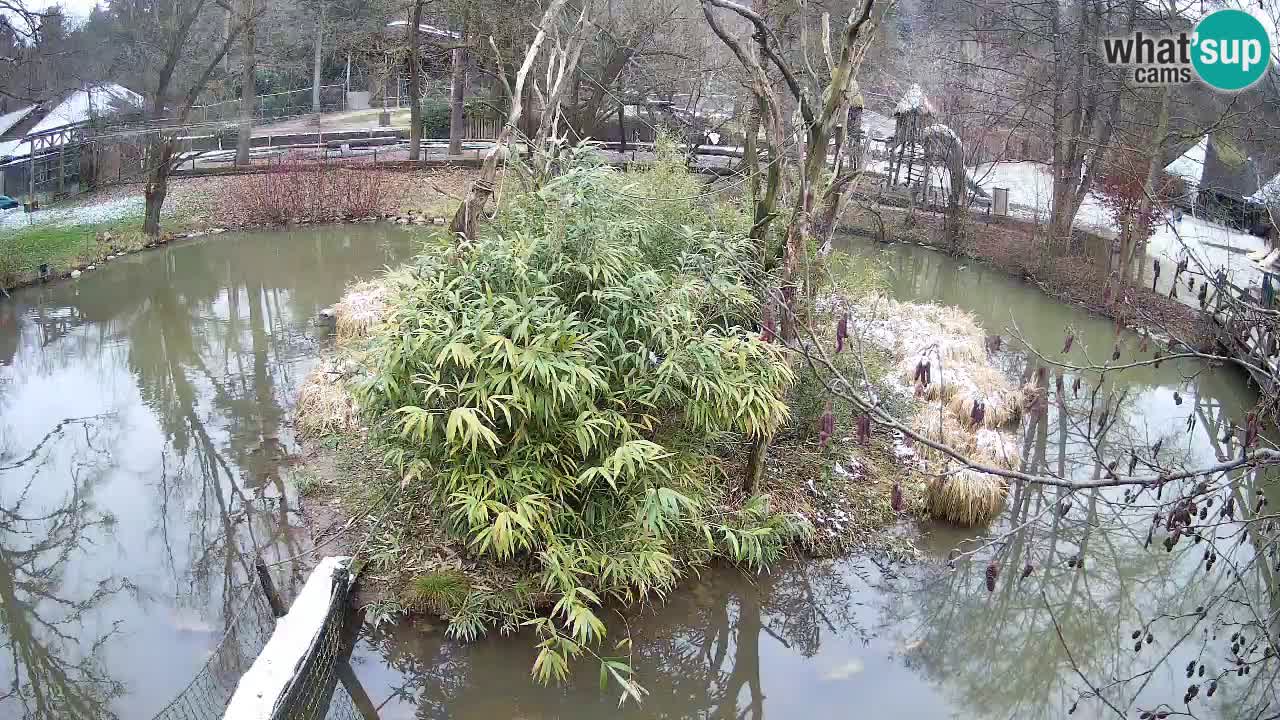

{"left": 985, "top": 561, "right": 999, "bottom": 592}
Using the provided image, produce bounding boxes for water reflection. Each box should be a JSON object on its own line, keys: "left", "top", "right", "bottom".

{"left": 350, "top": 239, "right": 1277, "bottom": 720}
{"left": 0, "top": 226, "right": 417, "bottom": 718}
{"left": 349, "top": 560, "right": 923, "bottom": 720}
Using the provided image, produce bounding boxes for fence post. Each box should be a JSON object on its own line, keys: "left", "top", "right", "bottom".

{"left": 255, "top": 555, "right": 287, "bottom": 618}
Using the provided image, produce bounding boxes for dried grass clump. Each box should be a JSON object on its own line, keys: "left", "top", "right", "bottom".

{"left": 911, "top": 410, "right": 977, "bottom": 457}
{"left": 925, "top": 469, "right": 1008, "bottom": 526}
{"left": 945, "top": 365, "right": 1024, "bottom": 428}
{"left": 972, "top": 428, "right": 1021, "bottom": 470}
{"left": 846, "top": 292, "right": 1024, "bottom": 527}
{"left": 296, "top": 364, "right": 361, "bottom": 436}
{"left": 333, "top": 281, "right": 389, "bottom": 343}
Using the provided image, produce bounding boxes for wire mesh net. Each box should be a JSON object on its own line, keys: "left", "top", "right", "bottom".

{"left": 269, "top": 562, "right": 370, "bottom": 720}
{"left": 147, "top": 584, "right": 279, "bottom": 720}
{"left": 147, "top": 559, "right": 373, "bottom": 720}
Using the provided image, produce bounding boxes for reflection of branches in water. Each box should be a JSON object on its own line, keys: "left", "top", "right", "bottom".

{"left": 886, "top": 395, "right": 1280, "bottom": 720}
{"left": 125, "top": 272, "right": 312, "bottom": 634}
{"left": 357, "top": 561, "right": 873, "bottom": 720}
{"left": 0, "top": 414, "right": 116, "bottom": 472}
{"left": 0, "top": 417, "right": 131, "bottom": 720}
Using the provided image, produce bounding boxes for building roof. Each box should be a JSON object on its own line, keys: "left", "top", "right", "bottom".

{"left": 894, "top": 84, "right": 935, "bottom": 116}
{"left": 0, "top": 105, "right": 37, "bottom": 137}
{"left": 0, "top": 84, "right": 142, "bottom": 160}
{"left": 385, "top": 20, "right": 461, "bottom": 39}
{"left": 1164, "top": 135, "right": 1207, "bottom": 187}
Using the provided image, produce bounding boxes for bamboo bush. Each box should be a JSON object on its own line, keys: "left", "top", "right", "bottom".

{"left": 354, "top": 151, "right": 807, "bottom": 693}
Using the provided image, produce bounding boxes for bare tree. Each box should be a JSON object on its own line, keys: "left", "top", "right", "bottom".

{"left": 98, "top": 0, "right": 244, "bottom": 235}
{"left": 448, "top": 0, "right": 592, "bottom": 241}
{"left": 235, "top": 0, "right": 258, "bottom": 166}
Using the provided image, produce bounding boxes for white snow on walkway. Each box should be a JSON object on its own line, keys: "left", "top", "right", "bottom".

{"left": 968, "top": 161, "right": 1114, "bottom": 233}
{"left": 0, "top": 195, "right": 146, "bottom": 231}
{"left": 223, "top": 557, "right": 351, "bottom": 720}
{"left": 1146, "top": 214, "right": 1268, "bottom": 296}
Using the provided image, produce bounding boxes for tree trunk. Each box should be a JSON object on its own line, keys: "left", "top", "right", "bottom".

{"left": 407, "top": 1, "right": 423, "bottom": 161}
{"left": 449, "top": 0, "right": 569, "bottom": 242}
{"left": 744, "top": 435, "right": 769, "bottom": 494}
{"left": 235, "top": 8, "right": 256, "bottom": 166}
{"left": 616, "top": 87, "right": 627, "bottom": 152}
{"left": 1132, "top": 86, "right": 1172, "bottom": 291}
{"left": 447, "top": 45, "right": 466, "bottom": 155}
{"left": 143, "top": 136, "right": 175, "bottom": 237}
{"left": 311, "top": 4, "right": 324, "bottom": 115}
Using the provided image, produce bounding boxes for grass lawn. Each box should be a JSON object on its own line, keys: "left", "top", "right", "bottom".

{"left": 0, "top": 214, "right": 148, "bottom": 288}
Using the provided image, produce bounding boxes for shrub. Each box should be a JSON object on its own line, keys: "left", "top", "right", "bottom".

{"left": 354, "top": 152, "right": 805, "bottom": 686}
{"left": 229, "top": 156, "right": 390, "bottom": 224}
{"left": 421, "top": 100, "right": 451, "bottom": 138}
{"left": 1096, "top": 151, "right": 1178, "bottom": 238}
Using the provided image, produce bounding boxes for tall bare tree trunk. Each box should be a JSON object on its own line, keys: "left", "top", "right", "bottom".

{"left": 407, "top": 0, "right": 423, "bottom": 160}
{"left": 143, "top": 136, "right": 175, "bottom": 237}
{"left": 235, "top": 4, "right": 256, "bottom": 167}
{"left": 447, "top": 45, "right": 466, "bottom": 155}
{"left": 311, "top": 3, "right": 324, "bottom": 115}
{"left": 449, "top": 0, "right": 569, "bottom": 242}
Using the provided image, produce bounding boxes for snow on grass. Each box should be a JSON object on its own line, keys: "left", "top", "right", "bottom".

{"left": 1146, "top": 214, "right": 1267, "bottom": 295}
{"left": 967, "top": 161, "right": 1115, "bottom": 233}
{"left": 0, "top": 195, "right": 146, "bottom": 232}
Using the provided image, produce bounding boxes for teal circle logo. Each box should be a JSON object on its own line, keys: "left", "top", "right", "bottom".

{"left": 1192, "top": 9, "right": 1271, "bottom": 91}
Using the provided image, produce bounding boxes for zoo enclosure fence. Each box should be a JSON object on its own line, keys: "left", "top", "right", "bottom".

{"left": 147, "top": 556, "right": 377, "bottom": 720}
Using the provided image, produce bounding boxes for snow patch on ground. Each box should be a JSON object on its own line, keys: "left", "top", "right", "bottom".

{"left": 0, "top": 194, "right": 146, "bottom": 231}
{"left": 1146, "top": 214, "right": 1267, "bottom": 295}
{"left": 862, "top": 110, "right": 895, "bottom": 141}
{"left": 967, "top": 161, "right": 1115, "bottom": 233}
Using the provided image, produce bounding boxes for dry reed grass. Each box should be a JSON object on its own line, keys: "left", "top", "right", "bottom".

{"left": 848, "top": 293, "right": 1023, "bottom": 528}
{"left": 925, "top": 469, "right": 1008, "bottom": 526}
{"left": 333, "top": 281, "right": 389, "bottom": 343}
{"left": 296, "top": 364, "right": 361, "bottom": 436}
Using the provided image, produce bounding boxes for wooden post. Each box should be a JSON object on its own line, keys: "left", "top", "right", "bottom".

{"left": 336, "top": 663, "right": 380, "bottom": 720}
{"left": 27, "top": 138, "right": 35, "bottom": 203}
{"left": 255, "top": 555, "right": 287, "bottom": 617}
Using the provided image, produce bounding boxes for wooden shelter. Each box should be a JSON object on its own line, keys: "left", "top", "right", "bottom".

{"left": 886, "top": 83, "right": 935, "bottom": 189}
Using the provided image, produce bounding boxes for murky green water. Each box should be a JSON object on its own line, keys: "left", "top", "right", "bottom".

{"left": 346, "top": 238, "right": 1277, "bottom": 719}
{"left": 1, "top": 230, "right": 1274, "bottom": 719}
{"left": 0, "top": 225, "right": 417, "bottom": 719}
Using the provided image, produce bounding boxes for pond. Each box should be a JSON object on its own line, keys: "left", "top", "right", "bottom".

{"left": 0, "top": 225, "right": 417, "bottom": 719}
{"left": 0, "top": 229, "right": 1273, "bottom": 720}
{"left": 345, "top": 237, "right": 1277, "bottom": 719}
